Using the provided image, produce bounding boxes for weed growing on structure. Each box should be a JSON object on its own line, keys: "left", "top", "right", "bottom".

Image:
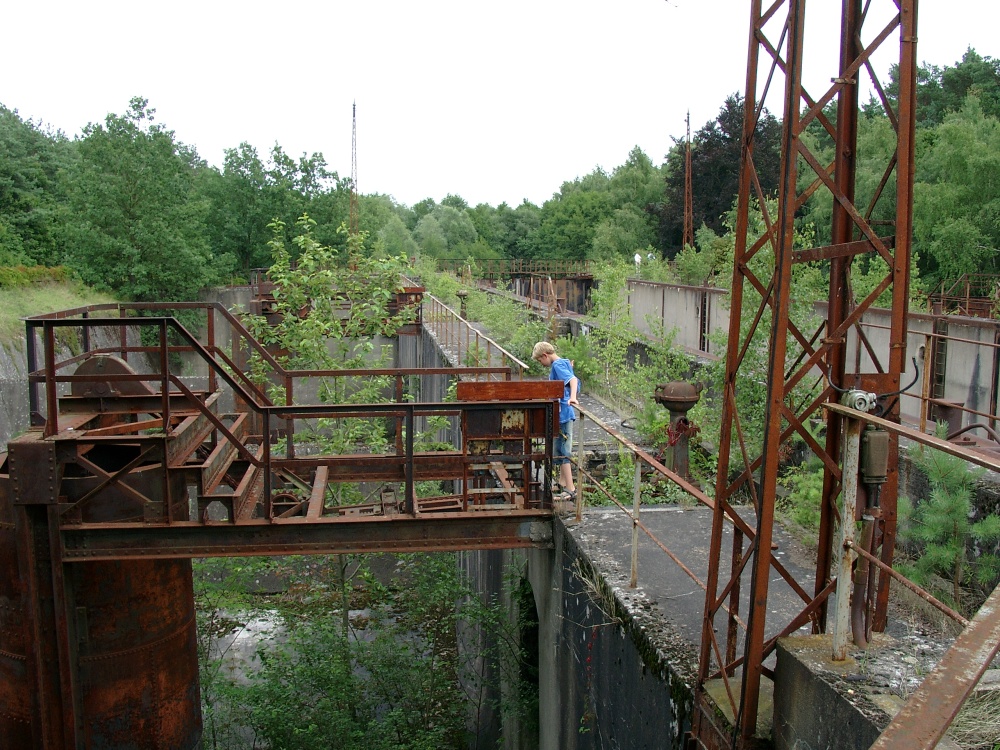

{"left": 599, "top": 451, "right": 685, "bottom": 508}
{"left": 947, "top": 689, "right": 1000, "bottom": 750}
{"left": 777, "top": 457, "right": 825, "bottom": 541}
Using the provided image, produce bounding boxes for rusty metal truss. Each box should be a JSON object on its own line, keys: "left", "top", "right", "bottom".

{"left": 692, "top": 1, "right": 919, "bottom": 747}
{"left": 1, "top": 301, "right": 561, "bottom": 746}
{"left": 15, "top": 302, "right": 560, "bottom": 553}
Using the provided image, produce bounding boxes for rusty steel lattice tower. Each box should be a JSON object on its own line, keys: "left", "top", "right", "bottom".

{"left": 692, "top": 1, "right": 918, "bottom": 748}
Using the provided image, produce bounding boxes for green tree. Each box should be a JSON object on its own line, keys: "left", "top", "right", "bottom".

{"left": 591, "top": 206, "right": 657, "bottom": 260}
{"left": 410, "top": 197, "right": 437, "bottom": 227}
{"left": 899, "top": 423, "right": 1000, "bottom": 610}
{"left": 888, "top": 48, "right": 1000, "bottom": 127}
{"left": 660, "top": 95, "right": 782, "bottom": 254}
{"left": 202, "top": 142, "right": 277, "bottom": 278}
{"left": 532, "top": 186, "right": 612, "bottom": 259}
{"left": 357, "top": 193, "right": 401, "bottom": 244}
{"left": 913, "top": 96, "right": 1000, "bottom": 285}
{"left": 0, "top": 105, "right": 75, "bottom": 266}
{"left": 608, "top": 146, "right": 664, "bottom": 213}
{"left": 414, "top": 212, "right": 448, "bottom": 258}
{"left": 440, "top": 193, "right": 468, "bottom": 210}
{"left": 432, "top": 204, "right": 478, "bottom": 254}
{"left": 63, "top": 97, "right": 218, "bottom": 301}
{"left": 378, "top": 213, "right": 419, "bottom": 259}
{"left": 494, "top": 200, "right": 542, "bottom": 259}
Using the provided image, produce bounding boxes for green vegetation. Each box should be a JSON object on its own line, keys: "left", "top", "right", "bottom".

{"left": 3, "top": 49, "right": 999, "bottom": 297}
{"left": 778, "top": 458, "right": 825, "bottom": 538}
{"left": 463, "top": 290, "right": 549, "bottom": 373}
{"left": 0, "top": 280, "right": 114, "bottom": 342}
{"left": 899, "top": 424, "right": 1000, "bottom": 612}
{"left": 2, "top": 45, "right": 1000, "bottom": 742}
{"left": 196, "top": 554, "right": 535, "bottom": 750}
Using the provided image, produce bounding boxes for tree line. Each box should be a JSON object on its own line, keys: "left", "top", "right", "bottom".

{"left": 1, "top": 48, "right": 998, "bottom": 304}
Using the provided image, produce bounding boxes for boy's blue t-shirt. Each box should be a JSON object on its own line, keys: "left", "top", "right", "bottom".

{"left": 549, "top": 357, "right": 577, "bottom": 424}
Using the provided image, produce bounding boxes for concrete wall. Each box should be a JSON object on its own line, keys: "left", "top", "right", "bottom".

{"left": 773, "top": 635, "right": 960, "bottom": 750}
{"left": 627, "top": 280, "right": 730, "bottom": 358}
{"left": 627, "top": 278, "right": 1000, "bottom": 433}
{"left": 462, "top": 519, "right": 694, "bottom": 750}
{"left": 837, "top": 304, "right": 1000, "bottom": 430}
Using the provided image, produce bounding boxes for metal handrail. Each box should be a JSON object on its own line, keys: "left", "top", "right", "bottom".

{"left": 28, "top": 309, "right": 556, "bottom": 519}
{"left": 421, "top": 294, "right": 530, "bottom": 379}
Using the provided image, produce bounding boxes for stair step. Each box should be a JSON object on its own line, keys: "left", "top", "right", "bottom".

{"left": 198, "top": 414, "right": 249, "bottom": 495}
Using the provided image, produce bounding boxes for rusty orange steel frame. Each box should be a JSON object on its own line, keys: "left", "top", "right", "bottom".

{"left": 692, "top": 1, "right": 919, "bottom": 748}
{"left": 6, "top": 301, "right": 562, "bottom": 748}
{"left": 19, "top": 303, "right": 554, "bottom": 559}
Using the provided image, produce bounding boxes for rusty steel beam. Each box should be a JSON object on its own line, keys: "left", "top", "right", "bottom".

{"left": 58, "top": 513, "right": 553, "bottom": 561}
{"left": 826, "top": 402, "right": 1000, "bottom": 474}
{"left": 871, "top": 582, "right": 1000, "bottom": 750}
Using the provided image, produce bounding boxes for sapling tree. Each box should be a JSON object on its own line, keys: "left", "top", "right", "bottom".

{"left": 899, "top": 423, "right": 1000, "bottom": 611}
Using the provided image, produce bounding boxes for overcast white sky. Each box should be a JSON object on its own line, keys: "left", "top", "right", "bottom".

{"left": 3, "top": 1, "right": 997, "bottom": 209}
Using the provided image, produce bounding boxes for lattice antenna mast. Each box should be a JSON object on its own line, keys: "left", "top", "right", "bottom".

{"left": 349, "top": 101, "right": 359, "bottom": 237}
{"left": 682, "top": 110, "right": 694, "bottom": 250}
{"left": 691, "top": 1, "right": 918, "bottom": 747}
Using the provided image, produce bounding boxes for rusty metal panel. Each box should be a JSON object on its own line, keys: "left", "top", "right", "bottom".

{"left": 199, "top": 414, "right": 248, "bottom": 494}
{"left": 272, "top": 453, "right": 470, "bottom": 482}
{"left": 60, "top": 513, "right": 553, "bottom": 560}
{"left": 8, "top": 436, "right": 59, "bottom": 506}
{"left": 74, "top": 559, "right": 201, "bottom": 750}
{"left": 59, "top": 393, "right": 206, "bottom": 415}
{"left": 0, "top": 469, "right": 32, "bottom": 747}
{"left": 464, "top": 409, "right": 502, "bottom": 439}
{"left": 166, "top": 393, "right": 221, "bottom": 467}
{"left": 499, "top": 408, "right": 525, "bottom": 437}
{"left": 456, "top": 380, "right": 562, "bottom": 402}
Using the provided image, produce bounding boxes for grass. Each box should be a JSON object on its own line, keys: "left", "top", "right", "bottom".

{"left": 0, "top": 282, "right": 115, "bottom": 343}
{"left": 948, "top": 688, "right": 1000, "bottom": 749}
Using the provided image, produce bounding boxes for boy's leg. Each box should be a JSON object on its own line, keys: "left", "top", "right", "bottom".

{"left": 557, "top": 421, "right": 575, "bottom": 494}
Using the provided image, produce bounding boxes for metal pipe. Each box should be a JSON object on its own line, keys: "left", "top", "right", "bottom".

{"left": 575, "top": 409, "right": 585, "bottom": 522}
{"left": 852, "top": 515, "right": 874, "bottom": 648}
{"left": 845, "top": 539, "right": 969, "bottom": 627}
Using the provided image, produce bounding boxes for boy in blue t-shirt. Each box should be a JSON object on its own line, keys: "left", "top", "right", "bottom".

{"left": 532, "top": 341, "right": 579, "bottom": 502}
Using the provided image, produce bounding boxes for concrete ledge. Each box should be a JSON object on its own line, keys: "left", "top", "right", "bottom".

{"left": 774, "top": 634, "right": 960, "bottom": 750}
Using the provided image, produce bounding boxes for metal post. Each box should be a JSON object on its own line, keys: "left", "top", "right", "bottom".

{"left": 43, "top": 323, "right": 58, "bottom": 438}
{"left": 405, "top": 405, "right": 415, "bottom": 514}
{"left": 26, "top": 321, "right": 41, "bottom": 426}
{"left": 206, "top": 306, "right": 216, "bottom": 394}
{"left": 630, "top": 457, "right": 642, "bottom": 588}
{"left": 833, "top": 412, "right": 862, "bottom": 660}
{"left": 159, "top": 321, "right": 169, "bottom": 433}
{"left": 575, "top": 409, "right": 585, "bottom": 522}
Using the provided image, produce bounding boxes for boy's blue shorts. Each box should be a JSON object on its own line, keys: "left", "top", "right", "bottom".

{"left": 554, "top": 420, "right": 573, "bottom": 465}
